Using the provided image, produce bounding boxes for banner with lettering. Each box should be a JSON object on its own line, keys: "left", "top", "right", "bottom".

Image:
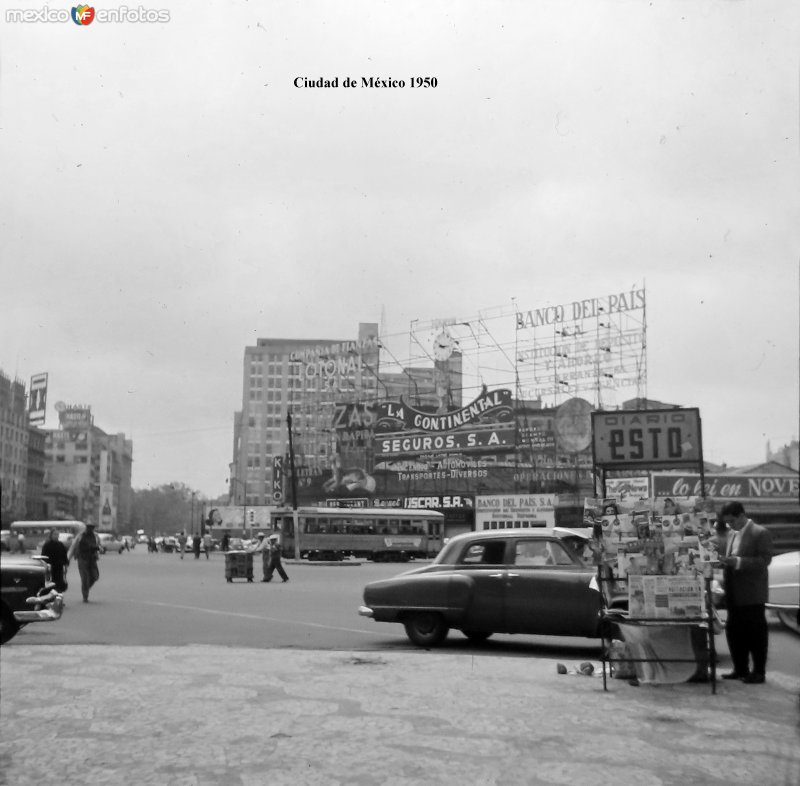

{"left": 652, "top": 472, "right": 799, "bottom": 500}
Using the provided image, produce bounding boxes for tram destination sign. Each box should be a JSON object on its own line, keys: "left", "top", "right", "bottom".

{"left": 592, "top": 408, "right": 702, "bottom": 470}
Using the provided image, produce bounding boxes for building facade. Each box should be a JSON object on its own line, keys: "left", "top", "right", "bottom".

{"left": 44, "top": 405, "right": 133, "bottom": 531}
{"left": 25, "top": 427, "right": 46, "bottom": 519}
{"left": 0, "top": 371, "right": 30, "bottom": 522}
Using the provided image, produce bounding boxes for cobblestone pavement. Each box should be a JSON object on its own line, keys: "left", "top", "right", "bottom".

{"left": 1, "top": 645, "right": 798, "bottom": 786}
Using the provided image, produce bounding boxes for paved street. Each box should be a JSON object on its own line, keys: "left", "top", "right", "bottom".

{"left": 2, "top": 549, "right": 799, "bottom": 785}
{"left": 16, "top": 548, "right": 799, "bottom": 677}
{"left": 2, "top": 643, "right": 799, "bottom": 786}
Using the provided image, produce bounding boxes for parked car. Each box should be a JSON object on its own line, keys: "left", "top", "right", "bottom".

{"left": 0, "top": 554, "right": 64, "bottom": 645}
{"left": 97, "top": 533, "right": 126, "bottom": 554}
{"left": 160, "top": 536, "right": 179, "bottom": 553}
{"left": 359, "top": 528, "right": 622, "bottom": 646}
{"left": 767, "top": 550, "right": 799, "bottom": 634}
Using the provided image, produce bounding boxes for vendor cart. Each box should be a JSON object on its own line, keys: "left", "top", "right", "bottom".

{"left": 224, "top": 550, "right": 253, "bottom": 582}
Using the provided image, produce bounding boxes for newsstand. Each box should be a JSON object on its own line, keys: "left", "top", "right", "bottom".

{"left": 224, "top": 550, "right": 254, "bottom": 582}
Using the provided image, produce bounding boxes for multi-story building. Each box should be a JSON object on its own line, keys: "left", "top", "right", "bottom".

{"left": 0, "top": 371, "right": 29, "bottom": 522}
{"left": 44, "top": 405, "right": 133, "bottom": 531}
{"left": 25, "top": 427, "right": 46, "bottom": 519}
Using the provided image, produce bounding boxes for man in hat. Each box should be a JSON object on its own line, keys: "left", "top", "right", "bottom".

{"left": 263, "top": 534, "right": 289, "bottom": 583}
{"left": 67, "top": 522, "right": 101, "bottom": 602}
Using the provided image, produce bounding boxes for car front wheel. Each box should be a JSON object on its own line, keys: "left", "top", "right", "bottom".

{"left": 403, "top": 612, "right": 449, "bottom": 647}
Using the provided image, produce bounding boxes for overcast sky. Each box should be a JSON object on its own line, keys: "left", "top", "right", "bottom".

{"left": 1, "top": 1, "right": 798, "bottom": 498}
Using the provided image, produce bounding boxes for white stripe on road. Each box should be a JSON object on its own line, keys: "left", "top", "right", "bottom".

{"left": 134, "top": 600, "right": 398, "bottom": 638}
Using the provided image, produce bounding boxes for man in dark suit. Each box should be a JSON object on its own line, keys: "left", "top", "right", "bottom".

{"left": 719, "top": 501, "right": 772, "bottom": 684}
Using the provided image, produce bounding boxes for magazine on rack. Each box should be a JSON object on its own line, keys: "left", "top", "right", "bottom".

{"left": 628, "top": 575, "right": 705, "bottom": 620}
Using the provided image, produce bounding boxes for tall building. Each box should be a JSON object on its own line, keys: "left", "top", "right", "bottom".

{"left": 0, "top": 371, "right": 29, "bottom": 522}
{"left": 44, "top": 405, "right": 133, "bottom": 531}
{"left": 25, "top": 427, "right": 46, "bottom": 519}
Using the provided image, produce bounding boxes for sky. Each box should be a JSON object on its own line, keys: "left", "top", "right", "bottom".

{"left": 1, "top": 0, "right": 798, "bottom": 499}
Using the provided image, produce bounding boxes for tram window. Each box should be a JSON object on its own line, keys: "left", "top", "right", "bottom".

{"left": 398, "top": 520, "right": 411, "bottom": 534}
{"left": 388, "top": 519, "right": 400, "bottom": 535}
{"left": 304, "top": 518, "right": 317, "bottom": 534}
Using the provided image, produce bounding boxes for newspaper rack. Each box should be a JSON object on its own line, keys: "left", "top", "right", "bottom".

{"left": 598, "top": 568, "right": 718, "bottom": 694}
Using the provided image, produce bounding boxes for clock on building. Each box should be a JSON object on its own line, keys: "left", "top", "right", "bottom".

{"left": 433, "top": 331, "right": 456, "bottom": 361}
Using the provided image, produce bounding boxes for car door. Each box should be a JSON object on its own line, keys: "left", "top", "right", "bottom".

{"left": 449, "top": 538, "right": 510, "bottom": 632}
{"left": 504, "top": 538, "right": 600, "bottom": 637}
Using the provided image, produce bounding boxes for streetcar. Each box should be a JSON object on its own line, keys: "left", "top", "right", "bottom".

{"left": 268, "top": 507, "right": 445, "bottom": 562}
{"left": 8, "top": 520, "right": 85, "bottom": 552}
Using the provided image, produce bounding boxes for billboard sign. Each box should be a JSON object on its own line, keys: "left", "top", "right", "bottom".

{"left": 475, "top": 494, "right": 557, "bottom": 530}
{"left": 28, "top": 372, "right": 48, "bottom": 426}
{"left": 59, "top": 406, "right": 93, "bottom": 430}
{"left": 374, "top": 388, "right": 513, "bottom": 432}
{"left": 372, "top": 388, "right": 515, "bottom": 458}
{"left": 652, "top": 472, "right": 799, "bottom": 500}
{"left": 592, "top": 408, "right": 702, "bottom": 469}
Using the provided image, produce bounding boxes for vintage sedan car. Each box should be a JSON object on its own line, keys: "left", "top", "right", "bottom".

{"left": 98, "top": 533, "right": 126, "bottom": 554}
{"left": 359, "top": 528, "right": 619, "bottom": 646}
{"left": 767, "top": 550, "right": 799, "bottom": 634}
{"left": 1, "top": 553, "right": 64, "bottom": 645}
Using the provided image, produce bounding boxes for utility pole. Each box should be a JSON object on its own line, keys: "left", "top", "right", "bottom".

{"left": 287, "top": 411, "right": 301, "bottom": 560}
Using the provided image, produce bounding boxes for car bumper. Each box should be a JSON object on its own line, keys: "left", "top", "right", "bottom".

{"left": 766, "top": 602, "right": 799, "bottom": 612}
{"left": 358, "top": 605, "right": 374, "bottom": 618}
{"left": 14, "top": 589, "right": 64, "bottom": 623}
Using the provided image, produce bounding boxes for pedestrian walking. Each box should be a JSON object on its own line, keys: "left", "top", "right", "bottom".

{"left": 221, "top": 531, "right": 230, "bottom": 553}
{"left": 202, "top": 531, "right": 212, "bottom": 559}
{"left": 262, "top": 535, "right": 289, "bottom": 583}
{"left": 251, "top": 533, "right": 268, "bottom": 579}
{"left": 193, "top": 534, "right": 202, "bottom": 559}
{"left": 16, "top": 531, "right": 26, "bottom": 552}
{"left": 177, "top": 531, "right": 188, "bottom": 559}
{"left": 67, "top": 523, "right": 101, "bottom": 602}
{"left": 719, "top": 501, "right": 773, "bottom": 684}
{"left": 41, "top": 528, "right": 69, "bottom": 593}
